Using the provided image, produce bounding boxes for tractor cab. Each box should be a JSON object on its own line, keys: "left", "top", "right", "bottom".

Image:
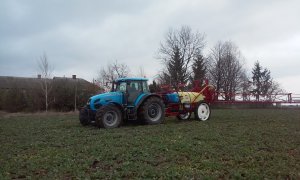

{"left": 112, "top": 78, "right": 150, "bottom": 106}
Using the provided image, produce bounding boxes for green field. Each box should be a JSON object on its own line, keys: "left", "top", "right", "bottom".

{"left": 0, "top": 109, "right": 300, "bottom": 179}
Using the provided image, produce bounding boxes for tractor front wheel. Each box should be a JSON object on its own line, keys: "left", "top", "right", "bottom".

{"left": 96, "top": 105, "right": 122, "bottom": 128}
{"left": 140, "top": 97, "right": 165, "bottom": 125}
{"left": 194, "top": 102, "right": 210, "bottom": 121}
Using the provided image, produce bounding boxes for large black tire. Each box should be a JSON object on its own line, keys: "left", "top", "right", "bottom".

{"left": 79, "top": 108, "right": 90, "bottom": 126}
{"left": 140, "top": 97, "right": 165, "bottom": 125}
{"left": 95, "top": 105, "right": 123, "bottom": 129}
{"left": 177, "top": 112, "right": 191, "bottom": 120}
{"left": 194, "top": 102, "right": 211, "bottom": 121}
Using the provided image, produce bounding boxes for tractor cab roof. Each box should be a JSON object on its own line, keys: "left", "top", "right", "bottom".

{"left": 115, "top": 77, "right": 148, "bottom": 82}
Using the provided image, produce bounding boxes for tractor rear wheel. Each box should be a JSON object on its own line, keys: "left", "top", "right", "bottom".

{"left": 177, "top": 112, "right": 191, "bottom": 120}
{"left": 96, "top": 105, "right": 122, "bottom": 128}
{"left": 194, "top": 102, "right": 210, "bottom": 121}
{"left": 79, "top": 107, "right": 90, "bottom": 126}
{"left": 140, "top": 97, "right": 165, "bottom": 125}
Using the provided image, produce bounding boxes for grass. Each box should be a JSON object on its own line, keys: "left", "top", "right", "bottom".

{"left": 0, "top": 109, "right": 299, "bottom": 179}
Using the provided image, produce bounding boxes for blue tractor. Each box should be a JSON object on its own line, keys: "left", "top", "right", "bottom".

{"left": 79, "top": 78, "right": 165, "bottom": 128}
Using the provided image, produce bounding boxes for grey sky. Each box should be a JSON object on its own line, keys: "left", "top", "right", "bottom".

{"left": 1, "top": 0, "right": 300, "bottom": 92}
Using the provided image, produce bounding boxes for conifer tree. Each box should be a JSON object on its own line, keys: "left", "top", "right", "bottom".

{"left": 191, "top": 53, "right": 206, "bottom": 85}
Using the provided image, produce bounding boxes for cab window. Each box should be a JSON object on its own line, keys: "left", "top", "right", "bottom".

{"left": 142, "top": 81, "right": 149, "bottom": 93}
{"left": 116, "top": 82, "right": 127, "bottom": 92}
{"left": 128, "top": 81, "right": 142, "bottom": 92}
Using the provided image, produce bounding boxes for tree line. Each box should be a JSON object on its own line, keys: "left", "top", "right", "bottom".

{"left": 157, "top": 26, "right": 283, "bottom": 100}
{"left": 98, "top": 26, "right": 283, "bottom": 101}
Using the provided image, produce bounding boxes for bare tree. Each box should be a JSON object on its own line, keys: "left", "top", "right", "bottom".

{"left": 240, "top": 72, "right": 252, "bottom": 101}
{"left": 207, "top": 42, "right": 225, "bottom": 99}
{"left": 266, "top": 80, "right": 284, "bottom": 101}
{"left": 97, "top": 60, "right": 130, "bottom": 91}
{"left": 158, "top": 26, "right": 206, "bottom": 86}
{"left": 38, "top": 53, "right": 53, "bottom": 112}
{"left": 208, "top": 41, "right": 245, "bottom": 100}
{"left": 137, "top": 66, "right": 146, "bottom": 77}
{"left": 158, "top": 68, "right": 171, "bottom": 85}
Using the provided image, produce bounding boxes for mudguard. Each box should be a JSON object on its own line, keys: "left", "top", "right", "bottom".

{"left": 135, "top": 93, "right": 162, "bottom": 109}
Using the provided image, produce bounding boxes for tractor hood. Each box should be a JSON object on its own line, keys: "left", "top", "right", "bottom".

{"left": 88, "top": 92, "right": 123, "bottom": 110}
{"left": 90, "top": 92, "right": 122, "bottom": 100}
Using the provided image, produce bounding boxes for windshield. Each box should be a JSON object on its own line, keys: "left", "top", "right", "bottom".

{"left": 115, "top": 82, "right": 127, "bottom": 92}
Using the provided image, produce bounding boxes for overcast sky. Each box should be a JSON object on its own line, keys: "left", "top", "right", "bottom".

{"left": 1, "top": 0, "right": 299, "bottom": 93}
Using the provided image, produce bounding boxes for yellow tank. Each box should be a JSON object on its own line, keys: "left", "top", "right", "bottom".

{"left": 177, "top": 92, "right": 205, "bottom": 103}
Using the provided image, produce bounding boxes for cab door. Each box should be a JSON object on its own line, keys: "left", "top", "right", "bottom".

{"left": 127, "top": 81, "right": 142, "bottom": 105}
